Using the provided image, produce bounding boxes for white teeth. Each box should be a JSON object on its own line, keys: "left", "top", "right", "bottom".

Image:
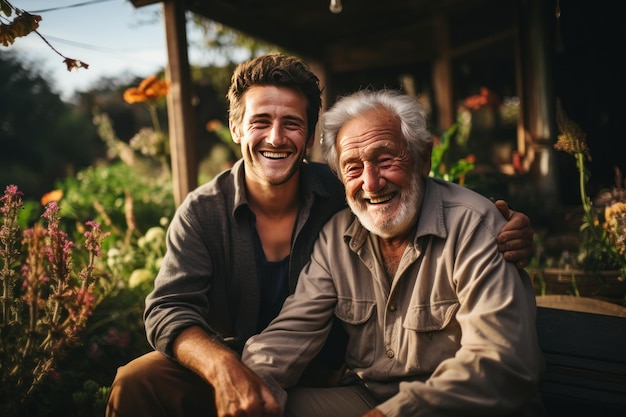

{"left": 262, "top": 151, "right": 289, "bottom": 159}
{"left": 368, "top": 194, "right": 393, "bottom": 204}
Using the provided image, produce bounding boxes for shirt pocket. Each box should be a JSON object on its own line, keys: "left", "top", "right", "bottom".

{"left": 402, "top": 300, "right": 461, "bottom": 372}
{"left": 335, "top": 296, "right": 377, "bottom": 368}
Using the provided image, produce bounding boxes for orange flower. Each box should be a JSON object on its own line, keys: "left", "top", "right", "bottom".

{"left": 205, "top": 119, "right": 223, "bottom": 132}
{"left": 123, "top": 88, "right": 145, "bottom": 104}
{"left": 123, "top": 75, "right": 169, "bottom": 104}
{"left": 40, "top": 189, "right": 63, "bottom": 206}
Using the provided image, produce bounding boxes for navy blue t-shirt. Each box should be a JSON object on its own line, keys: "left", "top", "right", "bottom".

{"left": 253, "top": 227, "right": 290, "bottom": 332}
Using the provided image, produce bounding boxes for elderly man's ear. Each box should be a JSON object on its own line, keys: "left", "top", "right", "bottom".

{"left": 420, "top": 143, "right": 433, "bottom": 178}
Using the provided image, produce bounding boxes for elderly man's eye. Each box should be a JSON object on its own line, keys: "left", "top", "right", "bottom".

{"left": 343, "top": 164, "right": 362, "bottom": 177}
{"left": 378, "top": 157, "right": 394, "bottom": 168}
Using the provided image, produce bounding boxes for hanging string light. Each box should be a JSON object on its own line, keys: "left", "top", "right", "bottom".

{"left": 555, "top": 0, "right": 563, "bottom": 52}
{"left": 330, "top": 0, "right": 342, "bottom": 14}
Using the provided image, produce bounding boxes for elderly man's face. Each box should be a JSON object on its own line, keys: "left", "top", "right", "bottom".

{"left": 336, "top": 108, "right": 424, "bottom": 239}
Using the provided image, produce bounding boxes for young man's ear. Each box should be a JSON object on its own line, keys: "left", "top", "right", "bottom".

{"left": 229, "top": 120, "right": 241, "bottom": 144}
{"left": 305, "top": 132, "right": 316, "bottom": 150}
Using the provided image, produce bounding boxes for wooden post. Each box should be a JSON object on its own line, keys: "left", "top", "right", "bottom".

{"left": 162, "top": 0, "right": 197, "bottom": 207}
{"left": 516, "top": 0, "right": 559, "bottom": 209}
{"left": 431, "top": 14, "right": 454, "bottom": 130}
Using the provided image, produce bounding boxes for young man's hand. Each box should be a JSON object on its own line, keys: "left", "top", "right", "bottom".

{"left": 173, "top": 326, "right": 282, "bottom": 417}
{"left": 495, "top": 200, "right": 534, "bottom": 269}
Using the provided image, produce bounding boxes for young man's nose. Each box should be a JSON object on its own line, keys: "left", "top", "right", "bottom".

{"left": 266, "top": 123, "right": 286, "bottom": 147}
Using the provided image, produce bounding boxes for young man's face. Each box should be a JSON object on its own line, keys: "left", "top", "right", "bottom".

{"left": 336, "top": 108, "right": 426, "bottom": 239}
{"left": 230, "top": 85, "right": 312, "bottom": 187}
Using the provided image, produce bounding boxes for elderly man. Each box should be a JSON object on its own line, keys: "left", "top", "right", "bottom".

{"left": 242, "top": 89, "right": 545, "bottom": 417}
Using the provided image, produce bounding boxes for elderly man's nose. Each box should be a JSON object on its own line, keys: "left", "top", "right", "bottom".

{"left": 362, "top": 164, "right": 383, "bottom": 192}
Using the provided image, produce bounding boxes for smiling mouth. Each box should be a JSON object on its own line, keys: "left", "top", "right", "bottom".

{"left": 261, "top": 151, "right": 289, "bottom": 159}
{"left": 366, "top": 193, "right": 396, "bottom": 204}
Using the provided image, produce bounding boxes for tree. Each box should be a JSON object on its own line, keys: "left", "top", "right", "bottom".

{"left": 0, "top": 51, "right": 100, "bottom": 200}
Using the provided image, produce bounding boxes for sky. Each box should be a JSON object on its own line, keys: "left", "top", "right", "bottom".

{"left": 5, "top": 0, "right": 209, "bottom": 101}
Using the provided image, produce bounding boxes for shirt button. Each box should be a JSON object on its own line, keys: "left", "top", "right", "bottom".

{"left": 386, "top": 349, "right": 395, "bottom": 358}
{"left": 388, "top": 303, "right": 397, "bottom": 312}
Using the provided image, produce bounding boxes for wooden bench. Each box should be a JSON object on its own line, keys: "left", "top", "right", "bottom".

{"left": 536, "top": 299, "right": 626, "bottom": 416}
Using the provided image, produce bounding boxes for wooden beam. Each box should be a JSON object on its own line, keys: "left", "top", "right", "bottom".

{"left": 162, "top": 0, "right": 197, "bottom": 207}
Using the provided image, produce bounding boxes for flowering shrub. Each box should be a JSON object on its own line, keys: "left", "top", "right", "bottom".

{"left": 554, "top": 99, "right": 626, "bottom": 277}
{"left": 123, "top": 75, "right": 170, "bottom": 167}
{"left": 25, "top": 76, "right": 175, "bottom": 416}
{"left": 0, "top": 185, "right": 108, "bottom": 416}
{"left": 0, "top": 75, "right": 183, "bottom": 415}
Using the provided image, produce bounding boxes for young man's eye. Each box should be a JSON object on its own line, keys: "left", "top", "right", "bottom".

{"left": 284, "top": 120, "right": 304, "bottom": 129}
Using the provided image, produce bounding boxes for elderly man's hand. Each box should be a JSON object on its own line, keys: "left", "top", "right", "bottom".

{"left": 495, "top": 200, "right": 534, "bottom": 269}
{"left": 212, "top": 354, "right": 282, "bottom": 417}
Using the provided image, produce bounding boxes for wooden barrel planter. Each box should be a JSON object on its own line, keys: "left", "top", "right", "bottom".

{"left": 528, "top": 267, "right": 626, "bottom": 304}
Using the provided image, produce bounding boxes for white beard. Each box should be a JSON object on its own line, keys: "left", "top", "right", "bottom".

{"left": 348, "top": 176, "right": 422, "bottom": 239}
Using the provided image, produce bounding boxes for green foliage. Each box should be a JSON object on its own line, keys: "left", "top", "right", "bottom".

{"left": 58, "top": 161, "right": 174, "bottom": 241}
{"left": 429, "top": 122, "right": 476, "bottom": 184}
{"left": 0, "top": 51, "right": 100, "bottom": 199}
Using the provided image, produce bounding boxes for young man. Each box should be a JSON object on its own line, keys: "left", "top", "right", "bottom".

{"left": 106, "top": 55, "right": 534, "bottom": 417}
{"left": 242, "top": 89, "right": 545, "bottom": 417}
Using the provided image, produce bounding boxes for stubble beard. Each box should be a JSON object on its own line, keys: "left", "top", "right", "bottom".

{"left": 246, "top": 148, "right": 307, "bottom": 186}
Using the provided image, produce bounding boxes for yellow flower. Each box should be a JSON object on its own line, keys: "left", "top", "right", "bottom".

{"left": 605, "top": 202, "right": 626, "bottom": 223}
{"left": 554, "top": 99, "right": 591, "bottom": 160}
{"left": 123, "top": 75, "right": 170, "bottom": 104}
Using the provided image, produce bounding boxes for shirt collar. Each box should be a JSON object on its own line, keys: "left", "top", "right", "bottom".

{"left": 231, "top": 158, "right": 333, "bottom": 218}
{"left": 415, "top": 178, "right": 448, "bottom": 241}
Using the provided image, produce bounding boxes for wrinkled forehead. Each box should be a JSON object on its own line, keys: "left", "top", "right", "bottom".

{"left": 337, "top": 110, "right": 404, "bottom": 155}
